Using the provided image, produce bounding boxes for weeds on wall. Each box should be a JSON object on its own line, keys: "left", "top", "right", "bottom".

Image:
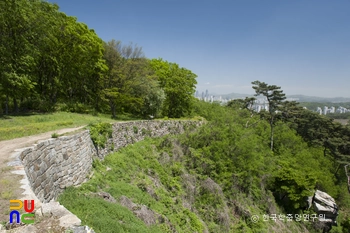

{"left": 89, "top": 122, "right": 113, "bottom": 148}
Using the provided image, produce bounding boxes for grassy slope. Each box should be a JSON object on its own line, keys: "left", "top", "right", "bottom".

{"left": 0, "top": 112, "right": 140, "bottom": 141}
{"left": 59, "top": 138, "right": 203, "bottom": 233}
{"left": 58, "top": 100, "right": 350, "bottom": 233}
{"left": 58, "top": 137, "right": 309, "bottom": 233}
{"left": 2, "top": 106, "right": 349, "bottom": 232}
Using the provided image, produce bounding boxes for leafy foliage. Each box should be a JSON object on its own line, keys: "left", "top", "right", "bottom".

{"left": 3, "top": 0, "right": 350, "bottom": 231}
{"left": 59, "top": 99, "right": 350, "bottom": 233}
{"left": 150, "top": 59, "right": 197, "bottom": 118}
{"left": 0, "top": 2, "right": 195, "bottom": 121}
{"left": 89, "top": 122, "right": 113, "bottom": 148}
{"left": 251, "top": 80, "right": 287, "bottom": 150}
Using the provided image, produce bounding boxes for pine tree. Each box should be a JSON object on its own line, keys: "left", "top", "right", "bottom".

{"left": 251, "top": 80, "right": 286, "bottom": 150}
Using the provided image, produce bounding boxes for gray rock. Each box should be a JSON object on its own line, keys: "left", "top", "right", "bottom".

{"left": 59, "top": 214, "right": 81, "bottom": 228}
{"left": 13, "top": 224, "right": 38, "bottom": 233}
{"left": 41, "top": 201, "right": 71, "bottom": 218}
{"left": 70, "top": 225, "right": 96, "bottom": 233}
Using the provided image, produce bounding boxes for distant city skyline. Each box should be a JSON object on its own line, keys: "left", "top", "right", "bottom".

{"left": 195, "top": 89, "right": 350, "bottom": 104}
{"left": 195, "top": 88, "right": 350, "bottom": 100}
{"left": 194, "top": 91, "right": 350, "bottom": 114}
{"left": 195, "top": 80, "right": 350, "bottom": 98}
{"left": 49, "top": 0, "right": 350, "bottom": 98}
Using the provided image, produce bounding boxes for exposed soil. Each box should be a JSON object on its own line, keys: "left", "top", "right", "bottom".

{"left": 0, "top": 126, "right": 85, "bottom": 226}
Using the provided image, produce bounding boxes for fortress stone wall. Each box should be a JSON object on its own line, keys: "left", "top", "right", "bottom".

{"left": 20, "top": 130, "right": 96, "bottom": 202}
{"left": 19, "top": 120, "right": 203, "bottom": 203}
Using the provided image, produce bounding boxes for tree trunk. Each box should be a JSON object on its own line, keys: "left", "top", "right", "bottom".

{"left": 270, "top": 116, "right": 274, "bottom": 151}
{"left": 5, "top": 94, "right": 9, "bottom": 115}
{"left": 112, "top": 106, "right": 116, "bottom": 119}
{"left": 14, "top": 98, "right": 18, "bottom": 113}
{"left": 270, "top": 124, "right": 274, "bottom": 151}
{"left": 110, "top": 101, "right": 116, "bottom": 119}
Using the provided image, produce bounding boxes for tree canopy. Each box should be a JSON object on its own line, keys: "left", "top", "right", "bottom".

{"left": 0, "top": 1, "right": 197, "bottom": 119}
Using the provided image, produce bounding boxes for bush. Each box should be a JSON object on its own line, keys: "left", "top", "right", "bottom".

{"left": 20, "top": 98, "right": 56, "bottom": 112}
{"left": 89, "top": 122, "right": 113, "bottom": 148}
{"left": 58, "top": 102, "right": 94, "bottom": 114}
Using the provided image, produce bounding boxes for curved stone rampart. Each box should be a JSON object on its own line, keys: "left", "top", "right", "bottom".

{"left": 19, "top": 120, "right": 203, "bottom": 203}
{"left": 20, "top": 130, "right": 96, "bottom": 202}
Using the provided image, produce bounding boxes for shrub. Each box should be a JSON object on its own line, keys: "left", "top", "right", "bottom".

{"left": 89, "top": 122, "right": 113, "bottom": 148}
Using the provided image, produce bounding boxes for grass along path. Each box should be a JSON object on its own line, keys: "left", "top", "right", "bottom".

{"left": 0, "top": 125, "right": 87, "bottom": 224}
{"left": 0, "top": 111, "right": 137, "bottom": 225}
{"left": 0, "top": 111, "right": 136, "bottom": 141}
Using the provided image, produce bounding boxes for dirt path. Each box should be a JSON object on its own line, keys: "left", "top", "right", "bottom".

{"left": 0, "top": 126, "right": 86, "bottom": 165}
{"left": 0, "top": 126, "right": 86, "bottom": 225}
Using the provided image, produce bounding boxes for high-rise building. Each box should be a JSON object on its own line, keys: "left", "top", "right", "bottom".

{"left": 324, "top": 106, "right": 328, "bottom": 115}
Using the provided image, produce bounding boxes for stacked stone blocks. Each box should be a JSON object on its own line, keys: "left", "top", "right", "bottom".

{"left": 20, "top": 131, "right": 96, "bottom": 202}
{"left": 20, "top": 120, "right": 203, "bottom": 203}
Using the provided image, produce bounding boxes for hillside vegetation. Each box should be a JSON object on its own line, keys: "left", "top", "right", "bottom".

{"left": 0, "top": 0, "right": 196, "bottom": 119}
{"left": 2, "top": 1, "right": 350, "bottom": 232}
{"left": 59, "top": 100, "right": 350, "bottom": 233}
{"left": 0, "top": 112, "right": 129, "bottom": 141}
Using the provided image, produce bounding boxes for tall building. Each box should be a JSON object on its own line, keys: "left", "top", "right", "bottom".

{"left": 324, "top": 106, "right": 328, "bottom": 115}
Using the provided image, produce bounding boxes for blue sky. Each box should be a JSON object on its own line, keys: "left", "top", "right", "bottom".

{"left": 48, "top": 0, "right": 350, "bottom": 97}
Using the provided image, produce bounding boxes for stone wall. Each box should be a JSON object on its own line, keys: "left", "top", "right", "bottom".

{"left": 20, "top": 120, "right": 203, "bottom": 203}
{"left": 20, "top": 131, "right": 96, "bottom": 202}
{"left": 97, "top": 120, "right": 202, "bottom": 159}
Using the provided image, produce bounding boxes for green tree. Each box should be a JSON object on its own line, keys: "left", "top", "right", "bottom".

{"left": 102, "top": 40, "right": 153, "bottom": 118}
{"left": 0, "top": 0, "right": 39, "bottom": 113}
{"left": 227, "top": 97, "right": 256, "bottom": 110}
{"left": 0, "top": 0, "right": 106, "bottom": 113}
{"left": 52, "top": 15, "right": 106, "bottom": 106}
{"left": 150, "top": 59, "right": 197, "bottom": 118}
{"left": 251, "top": 80, "right": 286, "bottom": 150}
{"left": 137, "top": 77, "right": 165, "bottom": 118}
{"left": 288, "top": 109, "right": 350, "bottom": 175}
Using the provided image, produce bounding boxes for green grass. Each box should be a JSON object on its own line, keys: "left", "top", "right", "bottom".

{"left": 58, "top": 132, "right": 312, "bottom": 233}
{"left": 0, "top": 112, "right": 139, "bottom": 141}
{"left": 60, "top": 188, "right": 164, "bottom": 233}
{"left": 59, "top": 138, "right": 206, "bottom": 233}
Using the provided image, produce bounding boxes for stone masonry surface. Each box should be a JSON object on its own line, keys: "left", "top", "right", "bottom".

{"left": 20, "top": 130, "right": 96, "bottom": 203}
{"left": 19, "top": 120, "right": 203, "bottom": 203}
